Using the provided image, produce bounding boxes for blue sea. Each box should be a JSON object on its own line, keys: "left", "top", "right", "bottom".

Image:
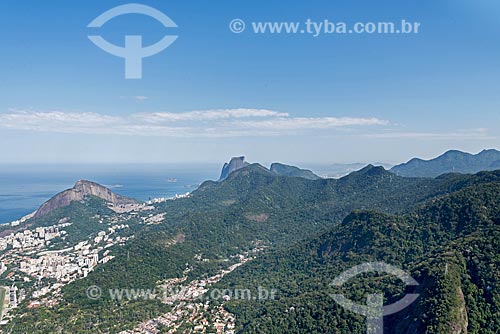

{"left": 0, "top": 164, "right": 221, "bottom": 225}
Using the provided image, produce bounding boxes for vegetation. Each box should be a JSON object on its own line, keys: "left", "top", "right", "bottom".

{"left": 6, "top": 165, "right": 500, "bottom": 333}
{"left": 391, "top": 149, "right": 500, "bottom": 177}
{"left": 216, "top": 180, "right": 500, "bottom": 333}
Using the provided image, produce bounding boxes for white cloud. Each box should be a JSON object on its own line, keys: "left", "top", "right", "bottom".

{"left": 236, "top": 117, "right": 388, "bottom": 130}
{"left": 135, "top": 108, "right": 290, "bottom": 123}
{"left": 134, "top": 96, "right": 149, "bottom": 101}
{"left": 0, "top": 108, "right": 388, "bottom": 138}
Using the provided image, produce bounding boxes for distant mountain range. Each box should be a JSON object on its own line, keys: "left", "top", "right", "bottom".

{"left": 30, "top": 150, "right": 500, "bottom": 221}
{"left": 219, "top": 156, "right": 321, "bottom": 181}
{"left": 391, "top": 149, "right": 500, "bottom": 177}
{"left": 4, "top": 150, "right": 500, "bottom": 333}
{"left": 218, "top": 150, "right": 500, "bottom": 181}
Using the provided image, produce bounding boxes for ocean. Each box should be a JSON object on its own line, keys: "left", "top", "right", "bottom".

{"left": 0, "top": 164, "right": 221, "bottom": 225}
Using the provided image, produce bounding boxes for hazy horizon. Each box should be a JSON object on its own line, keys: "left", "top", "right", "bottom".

{"left": 0, "top": 147, "right": 498, "bottom": 167}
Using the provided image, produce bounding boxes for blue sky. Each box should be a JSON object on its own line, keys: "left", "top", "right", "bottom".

{"left": 1, "top": 0, "right": 499, "bottom": 165}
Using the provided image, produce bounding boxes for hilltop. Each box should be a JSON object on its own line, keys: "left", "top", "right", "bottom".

{"left": 391, "top": 149, "right": 500, "bottom": 177}
{"left": 34, "top": 180, "right": 137, "bottom": 218}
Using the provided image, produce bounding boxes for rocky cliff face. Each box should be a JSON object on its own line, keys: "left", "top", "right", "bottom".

{"left": 219, "top": 156, "right": 249, "bottom": 181}
{"left": 219, "top": 157, "right": 323, "bottom": 181}
{"left": 34, "top": 180, "right": 137, "bottom": 218}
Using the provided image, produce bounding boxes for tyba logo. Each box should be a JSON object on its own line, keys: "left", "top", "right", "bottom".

{"left": 329, "top": 262, "right": 420, "bottom": 334}
{"left": 87, "top": 3, "right": 178, "bottom": 79}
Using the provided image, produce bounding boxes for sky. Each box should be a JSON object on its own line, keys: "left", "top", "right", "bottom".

{"left": 0, "top": 0, "right": 499, "bottom": 165}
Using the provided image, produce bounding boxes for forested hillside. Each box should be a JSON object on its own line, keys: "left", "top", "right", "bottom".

{"left": 215, "top": 179, "right": 500, "bottom": 333}
{"left": 7, "top": 166, "right": 500, "bottom": 333}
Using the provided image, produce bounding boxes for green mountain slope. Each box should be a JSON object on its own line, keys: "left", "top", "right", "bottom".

{"left": 6, "top": 166, "right": 500, "bottom": 333}
{"left": 270, "top": 162, "right": 321, "bottom": 180}
{"left": 214, "top": 179, "right": 500, "bottom": 333}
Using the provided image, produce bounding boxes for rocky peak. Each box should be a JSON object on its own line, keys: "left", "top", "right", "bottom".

{"left": 219, "top": 156, "right": 249, "bottom": 181}
{"left": 34, "top": 180, "right": 137, "bottom": 219}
